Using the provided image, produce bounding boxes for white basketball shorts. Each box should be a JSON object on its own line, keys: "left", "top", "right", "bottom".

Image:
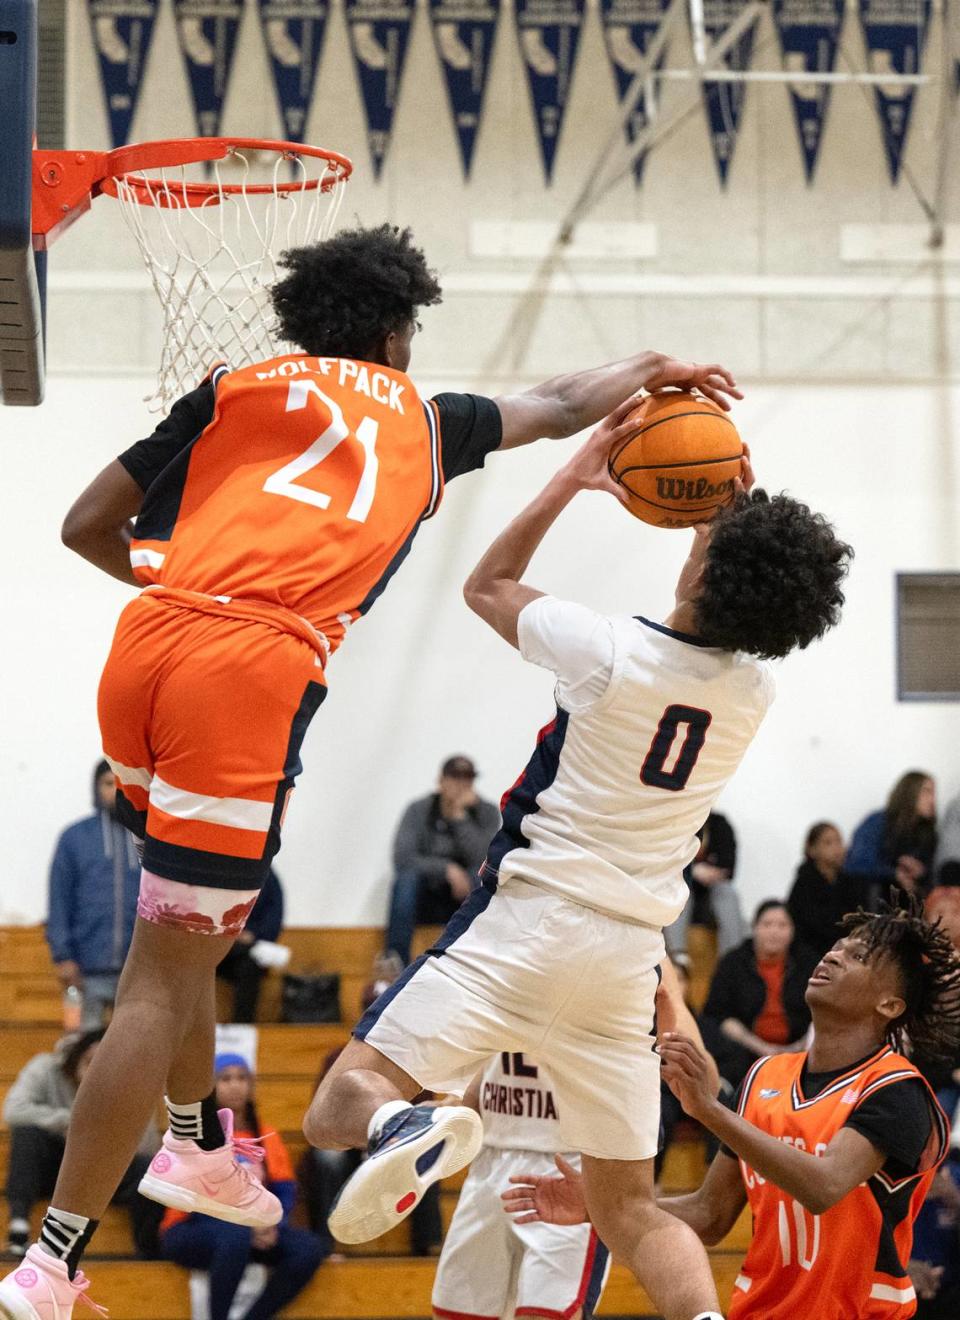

{"left": 432, "top": 1146, "right": 610, "bottom": 1320}
{"left": 355, "top": 878, "right": 664, "bottom": 1160}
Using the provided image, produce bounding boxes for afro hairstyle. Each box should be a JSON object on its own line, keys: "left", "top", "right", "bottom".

{"left": 270, "top": 223, "right": 442, "bottom": 360}
{"left": 693, "top": 489, "right": 853, "bottom": 660}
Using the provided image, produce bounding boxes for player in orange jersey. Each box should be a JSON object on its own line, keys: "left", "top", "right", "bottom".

{"left": 0, "top": 222, "right": 743, "bottom": 1317}
{"left": 503, "top": 901, "right": 960, "bottom": 1319}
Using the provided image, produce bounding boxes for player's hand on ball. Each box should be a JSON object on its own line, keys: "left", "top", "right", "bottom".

{"left": 501, "top": 1154, "right": 588, "bottom": 1225}
{"left": 563, "top": 395, "right": 642, "bottom": 503}
{"left": 735, "top": 441, "right": 755, "bottom": 496}
{"left": 660, "top": 1032, "right": 716, "bottom": 1120}
{"left": 644, "top": 356, "right": 743, "bottom": 411}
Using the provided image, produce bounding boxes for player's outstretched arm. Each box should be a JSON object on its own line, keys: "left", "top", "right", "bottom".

{"left": 494, "top": 353, "right": 742, "bottom": 450}
{"left": 660, "top": 1034, "right": 887, "bottom": 1215}
{"left": 658, "top": 1150, "right": 746, "bottom": 1245}
{"left": 61, "top": 460, "right": 144, "bottom": 586}
{"left": 657, "top": 959, "right": 722, "bottom": 1099}
{"left": 501, "top": 1154, "right": 589, "bottom": 1225}
{"left": 464, "top": 399, "right": 636, "bottom": 646}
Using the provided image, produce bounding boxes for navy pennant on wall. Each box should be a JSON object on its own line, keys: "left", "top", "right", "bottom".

{"left": 599, "top": 0, "right": 673, "bottom": 185}
{"left": 173, "top": 0, "right": 245, "bottom": 140}
{"left": 257, "top": 2, "right": 330, "bottom": 143}
{"left": 514, "top": 0, "right": 586, "bottom": 183}
{"left": 772, "top": 0, "right": 845, "bottom": 183}
{"left": 86, "top": 0, "right": 160, "bottom": 148}
{"left": 696, "top": 0, "right": 759, "bottom": 187}
{"left": 428, "top": 0, "right": 501, "bottom": 178}
{"left": 857, "top": 0, "right": 931, "bottom": 183}
{"left": 345, "top": 0, "right": 416, "bottom": 180}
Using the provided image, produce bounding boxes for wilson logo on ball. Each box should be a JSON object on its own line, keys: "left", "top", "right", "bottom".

{"left": 656, "top": 475, "right": 736, "bottom": 501}
{"left": 608, "top": 390, "right": 743, "bottom": 529}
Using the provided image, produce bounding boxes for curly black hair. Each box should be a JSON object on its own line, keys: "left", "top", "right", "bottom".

{"left": 693, "top": 489, "right": 853, "bottom": 659}
{"left": 269, "top": 224, "right": 442, "bottom": 360}
{"left": 841, "top": 897, "right": 960, "bottom": 1062}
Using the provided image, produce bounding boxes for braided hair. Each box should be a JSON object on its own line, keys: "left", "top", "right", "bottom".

{"left": 841, "top": 895, "right": 960, "bottom": 1061}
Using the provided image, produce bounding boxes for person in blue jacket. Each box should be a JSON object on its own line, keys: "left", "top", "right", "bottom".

{"left": 846, "top": 770, "right": 938, "bottom": 910}
{"left": 46, "top": 761, "right": 141, "bottom": 1028}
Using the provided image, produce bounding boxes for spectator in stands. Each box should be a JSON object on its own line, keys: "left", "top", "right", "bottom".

{"left": 160, "top": 1053, "right": 326, "bottom": 1320}
{"left": 934, "top": 788, "right": 960, "bottom": 887}
{"left": 700, "top": 900, "right": 818, "bottom": 1094}
{"left": 385, "top": 755, "right": 500, "bottom": 964}
{"left": 46, "top": 760, "right": 141, "bottom": 1028}
{"left": 846, "top": 771, "right": 938, "bottom": 908}
{"left": 665, "top": 811, "right": 744, "bottom": 965}
{"left": 786, "top": 821, "right": 861, "bottom": 958}
{"left": 918, "top": 889, "right": 960, "bottom": 1134}
{"left": 3, "top": 1030, "right": 160, "bottom": 1259}
{"left": 298, "top": 970, "right": 442, "bottom": 1256}
{"left": 910, "top": 1166, "right": 960, "bottom": 1318}
{"left": 215, "top": 870, "right": 285, "bottom": 1023}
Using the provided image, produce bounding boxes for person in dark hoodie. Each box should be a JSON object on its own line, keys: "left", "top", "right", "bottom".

{"left": 700, "top": 899, "right": 819, "bottom": 1093}
{"left": 45, "top": 762, "right": 141, "bottom": 1029}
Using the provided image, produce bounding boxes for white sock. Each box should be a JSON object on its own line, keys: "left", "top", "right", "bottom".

{"left": 368, "top": 1099, "right": 412, "bottom": 1144}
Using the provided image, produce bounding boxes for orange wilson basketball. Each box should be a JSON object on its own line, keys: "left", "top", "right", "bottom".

{"left": 608, "top": 391, "right": 743, "bottom": 528}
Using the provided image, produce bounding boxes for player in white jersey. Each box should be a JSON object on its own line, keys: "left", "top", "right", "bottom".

{"left": 305, "top": 393, "right": 853, "bottom": 1320}
{"left": 433, "top": 1052, "right": 609, "bottom": 1320}
{"left": 433, "top": 963, "right": 715, "bottom": 1320}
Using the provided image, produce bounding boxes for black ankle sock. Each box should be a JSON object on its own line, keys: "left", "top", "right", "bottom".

{"left": 197, "top": 1091, "right": 226, "bottom": 1151}
{"left": 166, "top": 1091, "right": 226, "bottom": 1149}
{"left": 39, "top": 1208, "right": 99, "bottom": 1279}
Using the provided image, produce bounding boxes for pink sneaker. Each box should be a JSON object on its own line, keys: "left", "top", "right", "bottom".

{"left": 0, "top": 1245, "right": 107, "bottom": 1320}
{"left": 137, "top": 1107, "right": 281, "bottom": 1228}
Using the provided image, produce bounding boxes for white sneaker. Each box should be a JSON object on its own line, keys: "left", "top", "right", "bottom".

{"left": 328, "top": 1105, "right": 482, "bottom": 1245}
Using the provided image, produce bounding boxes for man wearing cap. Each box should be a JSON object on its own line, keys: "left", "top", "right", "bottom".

{"left": 386, "top": 757, "right": 500, "bottom": 965}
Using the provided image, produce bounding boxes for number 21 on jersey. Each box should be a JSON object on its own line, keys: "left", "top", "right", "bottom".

{"left": 263, "top": 379, "right": 380, "bottom": 523}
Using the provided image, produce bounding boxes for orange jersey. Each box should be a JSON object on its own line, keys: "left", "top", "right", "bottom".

{"left": 730, "top": 1046, "right": 948, "bottom": 1319}
{"left": 126, "top": 356, "right": 444, "bottom": 663}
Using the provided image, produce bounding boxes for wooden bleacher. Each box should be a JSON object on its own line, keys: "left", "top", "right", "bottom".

{"left": 0, "top": 923, "right": 730, "bottom": 1317}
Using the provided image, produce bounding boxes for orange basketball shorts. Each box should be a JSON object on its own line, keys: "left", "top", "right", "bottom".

{"left": 98, "top": 589, "right": 326, "bottom": 890}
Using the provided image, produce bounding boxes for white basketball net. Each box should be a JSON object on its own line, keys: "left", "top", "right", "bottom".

{"left": 113, "top": 147, "right": 349, "bottom": 413}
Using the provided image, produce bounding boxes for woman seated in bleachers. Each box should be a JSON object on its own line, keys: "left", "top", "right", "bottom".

{"left": 2, "top": 1029, "right": 160, "bottom": 1259}
{"left": 700, "top": 900, "right": 818, "bottom": 1095}
{"left": 846, "top": 770, "right": 938, "bottom": 907}
{"left": 160, "top": 1053, "right": 326, "bottom": 1320}
{"left": 786, "top": 821, "right": 860, "bottom": 958}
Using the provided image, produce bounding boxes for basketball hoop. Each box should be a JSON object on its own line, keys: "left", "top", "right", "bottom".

{"left": 32, "top": 137, "right": 352, "bottom": 411}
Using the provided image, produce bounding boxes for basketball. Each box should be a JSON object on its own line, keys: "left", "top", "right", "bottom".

{"left": 608, "top": 391, "right": 744, "bottom": 528}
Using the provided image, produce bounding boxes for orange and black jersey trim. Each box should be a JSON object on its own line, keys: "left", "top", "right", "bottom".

{"left": 116, "top": 358, "right": 502, "bottom": 664}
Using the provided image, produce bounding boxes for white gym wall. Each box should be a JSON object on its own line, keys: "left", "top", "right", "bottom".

{"left": 1, "top": 0, "right": 958, "bottom": 926}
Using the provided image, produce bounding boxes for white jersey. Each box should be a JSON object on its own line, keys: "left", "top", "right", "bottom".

{"left": 480, "top": 597, "right": 774, "bottom": 928}
{"left": 479, "top": 1051, "right": 568, "bottom": 1155}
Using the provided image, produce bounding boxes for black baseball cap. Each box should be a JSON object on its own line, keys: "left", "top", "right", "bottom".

{"left": 441, "top": 755, "right": 477, "bottom": 780}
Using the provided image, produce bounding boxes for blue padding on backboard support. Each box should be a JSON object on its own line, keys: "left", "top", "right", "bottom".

{"left": 0, "top": 0, "right": 44, "bottom": 405}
